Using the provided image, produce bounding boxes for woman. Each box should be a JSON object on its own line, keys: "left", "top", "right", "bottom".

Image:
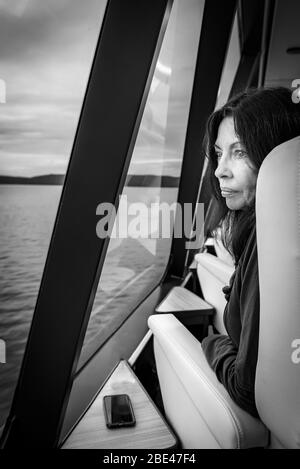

{"left": 201, "top": 87, "right": 300, "bottom": 418}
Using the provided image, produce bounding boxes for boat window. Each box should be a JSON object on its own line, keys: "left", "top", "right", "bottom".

{"left": 199, "top": 11, "right": 240, "bottom": 185}
{"left": 0, "top": 0, "right": 107, "bottom": 432}
{"left": 77, "top": 0, "right": 205, "bottom": 369}
{"left": 216, "top": 11, "right": 241, "bottom": 109}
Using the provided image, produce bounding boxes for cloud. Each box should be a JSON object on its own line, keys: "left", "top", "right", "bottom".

{"left": 0, "top": 0, "right": 103, "bottom": 62}
{"left": 0, "top": 150, "right": 68, "bottom": 176}
{"left": 0, "top": 0, "right": 107, "bottom": 176}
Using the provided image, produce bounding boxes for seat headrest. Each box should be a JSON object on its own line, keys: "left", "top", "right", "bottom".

{"left": 255, "top": 136, "right": 300, "bottom": 448}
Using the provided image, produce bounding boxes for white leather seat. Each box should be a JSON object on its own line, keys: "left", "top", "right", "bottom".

{"left": 255, "top": 136, "right": 300, "bottom": 449}
{"left": 148, "top": 314, "right": 268, "bottom": 448}
{"left": 148, "top": 136, "right": 300, "bottom": 449}
{"left": 195, "top": 252, "right": 234, "bottom": 334}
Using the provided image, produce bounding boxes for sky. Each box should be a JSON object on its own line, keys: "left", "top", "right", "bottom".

{"left": 0, "top": 0, "right": 106, "bottom": 176}
{"left": 0, "top": 0, "right": 216, "bottom": 179}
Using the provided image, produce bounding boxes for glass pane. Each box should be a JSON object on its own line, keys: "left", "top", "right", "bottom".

{"left": 200, "top": 12, "right": 241, "bottom": 182}
{"left": 78, "top": 0, "right": 205, "bottom": 368}
{"left": 216, "top": 12, "right": 241, "bottom": 109}
{"left": 0, "top": 0, "right": 107, "bottom": 431}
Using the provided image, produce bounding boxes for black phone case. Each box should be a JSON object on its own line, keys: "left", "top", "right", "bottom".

{"left": 103, "top": 394, "right": 136, "bottom": 429}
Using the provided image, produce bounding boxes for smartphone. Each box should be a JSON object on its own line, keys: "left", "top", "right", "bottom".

{"left": 103, "top": 394, "right": 136, "bottom": 428}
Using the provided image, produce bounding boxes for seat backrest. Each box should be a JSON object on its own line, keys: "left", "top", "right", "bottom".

{"left": 195, "top": 252, "right": 234, "bottom": 334}
{"left": 255, "top": 136, "right": 300, "bottom": 449}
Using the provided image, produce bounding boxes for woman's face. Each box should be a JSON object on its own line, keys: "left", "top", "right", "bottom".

{"left": 214, "top": 117, "right": 257, "bottom": 210}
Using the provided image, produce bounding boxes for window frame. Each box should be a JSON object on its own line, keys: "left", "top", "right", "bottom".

{"left": 169, "top": 0, "right": 238, "bottom": 279}
{"left": 76, "top": 0, "right": 205, "bottom": 371}
{"left": 231, "top": 0, "right": 270, "bottom": 94}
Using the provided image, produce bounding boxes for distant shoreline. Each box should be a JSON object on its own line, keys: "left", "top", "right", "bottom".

{"left": 0, "top": 174, "right": 180, "bottom": 187}
{"left": 0, "top": 174, "right": 65, "bottom": 186}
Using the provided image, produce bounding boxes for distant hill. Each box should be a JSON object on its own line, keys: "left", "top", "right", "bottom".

{"left": 125, "top": 174, "right": 179, "bottom": 187}
{"left": 0, "top": 174, "right": 65, "bottom": 185}
{"left": 0, "top": 173, "right": 179, "bottom": 187}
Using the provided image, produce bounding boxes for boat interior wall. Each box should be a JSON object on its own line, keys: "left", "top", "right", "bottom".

{"left": 264, "top": 0, "right": 300, "bottom": 88}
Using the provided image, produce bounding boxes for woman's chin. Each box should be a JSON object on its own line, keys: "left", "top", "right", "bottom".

{"left": 226, "top": 193, "right": 255, "bottom": 211}
{"left": 226, "top": 198, "right": 243, "bottom": 210}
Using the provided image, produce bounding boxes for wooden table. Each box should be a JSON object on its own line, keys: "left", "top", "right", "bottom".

{"left": 62, "top": 360, "right": 177, "bottom": 449}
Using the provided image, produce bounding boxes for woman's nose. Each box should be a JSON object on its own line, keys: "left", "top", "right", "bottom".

{"left": 214, "top": 155, "right": 232, "bottom": 179}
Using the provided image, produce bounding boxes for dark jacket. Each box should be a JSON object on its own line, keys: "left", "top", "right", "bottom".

{"left": 201, "top": 225, "right": 260, "bottom": 418}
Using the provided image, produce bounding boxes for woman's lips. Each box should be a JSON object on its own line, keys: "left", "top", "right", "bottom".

{"left": 221, "top": 189, "right": 238, "bottom": 197}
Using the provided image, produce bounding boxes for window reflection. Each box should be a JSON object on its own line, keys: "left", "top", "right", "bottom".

{"left": 79, "top": 0, "right": 205, "bottom": 367}
{"left": 216, "top": 12, "right": 241, "bottom": 109}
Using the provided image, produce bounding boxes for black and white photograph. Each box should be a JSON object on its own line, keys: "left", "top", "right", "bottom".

{"left": 0, "top": 0, "right": 299, "bottom": 453}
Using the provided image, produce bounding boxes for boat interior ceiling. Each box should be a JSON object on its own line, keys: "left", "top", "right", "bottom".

{"left": 264, "top": 0, "right": 300, "bottom": 87}
{"left": 0, "top": 0, "right": 299, "bottom": 449}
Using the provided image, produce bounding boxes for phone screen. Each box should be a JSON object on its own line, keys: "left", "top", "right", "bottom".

{"left": 103, "top": 394, "right": 136, "bottom": 428}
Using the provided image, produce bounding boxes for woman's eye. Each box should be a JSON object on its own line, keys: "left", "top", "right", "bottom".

{"left": 233, "top": 149, "right": 247, "bottom": 159}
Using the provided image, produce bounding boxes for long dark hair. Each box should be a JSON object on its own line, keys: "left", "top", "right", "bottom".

{"left": 204, "top": 87, "right": 300, "bottom": 265}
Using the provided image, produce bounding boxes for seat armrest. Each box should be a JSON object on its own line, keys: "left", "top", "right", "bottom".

{"left": 155, "top": 286, "right": 214, "bottom": 327}
{"left": 195, "top": 253, "right": 234, "bottom": 284}
{"left": 194, "top": 253, "right": 234, "bottom": 334}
